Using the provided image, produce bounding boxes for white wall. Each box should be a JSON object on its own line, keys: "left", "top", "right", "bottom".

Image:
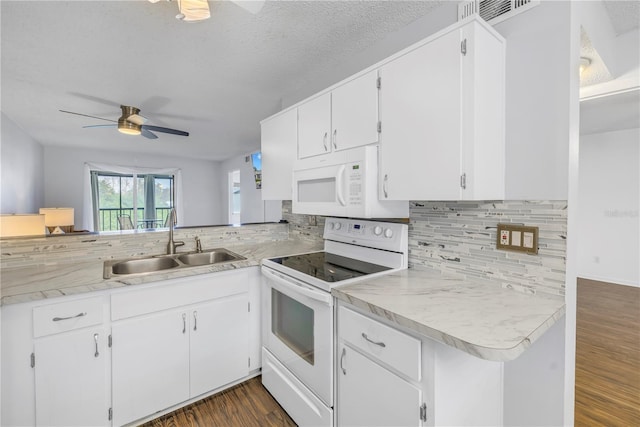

{"left": 577, "top": 128, "right": 639, "bottom": 287}
{"left": 219, "top": 153, "right": 282, "bottom": 224}
{"left": 43, "top": 146, "right": 224, "bottom": 228}
{"left": 0, "top": 112, "right": 45, "bottom": 213}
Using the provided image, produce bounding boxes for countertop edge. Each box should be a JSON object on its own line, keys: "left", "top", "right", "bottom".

{"left": 332, "top": 286, "right": 566, "bottom": 363}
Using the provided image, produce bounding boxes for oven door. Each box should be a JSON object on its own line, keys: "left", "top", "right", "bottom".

{"left": 261, "top": 266, "right": 333, "bottom": 407}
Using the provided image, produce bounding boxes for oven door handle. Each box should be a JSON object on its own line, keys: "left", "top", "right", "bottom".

{"left": 262, "top": 267, "right": 333, "bottom": 304}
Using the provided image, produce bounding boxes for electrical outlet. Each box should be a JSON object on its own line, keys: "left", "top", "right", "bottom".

{"left": 308, "top": 215, "right": 317, "bottom": 226}
{"left": 496, "top": 223, "right": 538, "bottom": 254}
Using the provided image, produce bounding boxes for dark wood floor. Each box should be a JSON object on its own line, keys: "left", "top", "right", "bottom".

{"left": 141, "top": 376, "right": 296, "bottom": 427}
{"left": 575, "top": 278, "right": 640, "bottom": 426}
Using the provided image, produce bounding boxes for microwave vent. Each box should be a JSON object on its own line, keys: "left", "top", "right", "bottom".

{"left": 458, "top": 0, "right": 539, "bottom": 25}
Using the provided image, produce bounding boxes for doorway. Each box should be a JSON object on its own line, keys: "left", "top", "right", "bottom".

{"left": 228, "top": 170, "right": 241, "bottom": 225}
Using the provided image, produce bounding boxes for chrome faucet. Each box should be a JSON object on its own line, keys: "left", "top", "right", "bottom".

{"left": 166, "top": 208, "right": 185, "bottom": 255}
{"left": 195, "top": 236, "right": 202, "bottom": 253}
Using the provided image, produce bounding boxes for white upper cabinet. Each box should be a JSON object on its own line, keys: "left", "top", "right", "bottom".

{"left": 298, "top": 70, "right": 379, "bottom": 159}
{"left": 298, "top": 92, "right": 332, "bottom": 158}
{"left": 379, "top": 20, "right": 505, "bottom": 201}
{"left": 261, "top": 108, "right": 298, "bottom": 200}
{"left": 331, "top": 70, "right": 380, "bottom": 152}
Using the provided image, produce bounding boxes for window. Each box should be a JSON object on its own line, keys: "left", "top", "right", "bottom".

{"left": 91, "top": 172, "right": 174, "bottom": 231}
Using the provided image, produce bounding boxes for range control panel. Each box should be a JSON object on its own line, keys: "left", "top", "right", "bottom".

{"left": 323, "top": 217, "right": 408, "bottom": 252}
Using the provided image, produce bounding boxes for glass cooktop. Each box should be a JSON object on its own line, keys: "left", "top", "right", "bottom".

{"left": 268, "top": 251, "right": 391, "bottom": 283}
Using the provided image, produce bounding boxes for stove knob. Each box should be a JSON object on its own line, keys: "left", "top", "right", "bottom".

{"left": 373, "top": 225, "right": 383, "bottom": 236}
{"left": 334, "top": 222, "right": 342, "bottom": 230}
{"left": 384, "top": 228, "right": 394, "bottom": 238}
{"left": 328, "top": 222, "right": 335, "bottom": 230}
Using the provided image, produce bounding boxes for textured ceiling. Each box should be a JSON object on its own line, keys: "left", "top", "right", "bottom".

{"left": 1, "top": 0, "right": 444, "bottom": 161}
{"left": 603, "top": 0, "right": 640, "bottom": 35}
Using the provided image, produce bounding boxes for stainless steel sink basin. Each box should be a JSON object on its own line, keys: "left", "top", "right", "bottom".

{"left": 110, "top": 256, "right": 180, "bottom": 275}
{"left": 104, "top": 248, "right": 246, "bottom": 278}
{"left": 177, "top": 250, "right": 243, "bottom": 266}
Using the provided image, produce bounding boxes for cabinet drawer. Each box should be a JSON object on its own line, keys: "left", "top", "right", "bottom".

{"left": 338, "top": 306, "right": 421, "bottom": 381}
{"left": 33, "top": 296, "right": 104, "bottom": 338}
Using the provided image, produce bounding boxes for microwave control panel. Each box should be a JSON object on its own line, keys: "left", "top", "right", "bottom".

{"left": 347, "top": 162, "right": 364, "bottom": 206}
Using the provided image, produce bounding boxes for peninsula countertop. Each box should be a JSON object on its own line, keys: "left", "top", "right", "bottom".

{"left": 1, "top": 239, "right": 323, "bottom": 305}
{"left": 331, "top": 267, "right": 565, "bottom": 362}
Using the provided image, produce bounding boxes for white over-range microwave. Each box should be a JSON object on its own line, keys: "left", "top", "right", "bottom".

{"left": 292, "top": 145, "right": 408, "bottom": 218}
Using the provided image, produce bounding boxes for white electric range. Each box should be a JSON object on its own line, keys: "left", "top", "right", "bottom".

{"left": 261, "top": 217, "right": 408, "bottom": 426}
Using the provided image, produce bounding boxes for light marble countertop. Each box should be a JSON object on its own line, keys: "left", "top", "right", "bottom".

{"left": 0, "top": 239, "right": 323, "bottom": 305}
{"left": 331, "top": 268, "right": 565, "bottom": 362}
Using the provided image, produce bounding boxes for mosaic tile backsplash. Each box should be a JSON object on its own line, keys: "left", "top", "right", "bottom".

{"left": 283, "top": 200, "right": 567, "bottom": 296}
{"left": 408, "top": 201, "right": 567, "bottom": 296}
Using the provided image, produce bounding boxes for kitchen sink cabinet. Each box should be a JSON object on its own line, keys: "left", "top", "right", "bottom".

{"left": 110, "top": 269, "right": 250, "bottom": 426}
{"left": 378, "top": 19, "right": 505, "bottom": 201}
{"left": 298, "top": 70, "right": 379, "bottom": 159}
{"left": 111, "top": 307, "right": 191, "bottom": 426}
{"left": 261, "top": 107, "right": 298, "bottom": 200}
{"left": 189, "top": 294, "right": 249, "bottom": 397}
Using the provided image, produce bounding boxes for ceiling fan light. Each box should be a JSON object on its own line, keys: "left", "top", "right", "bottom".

{"left": 118, "top": 119, "right": 142, "bottom": 135}
{"left": 178, "top": 0, "right": 210, "bottom": 21}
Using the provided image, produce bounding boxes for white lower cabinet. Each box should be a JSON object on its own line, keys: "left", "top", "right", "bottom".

{"left": 336, "top": 302, "right": 505, "bottom": 427}
{"left": 189, "top": 294, "right": 249, "bottom": 397}
{"left": 1, "top": 267, "right": 259, "bottom": 427}
{"left": 34, "top": 325, "right": 110, "bottom": 427}
{"left": 111, "top": 308, "right": 191, "bottom": 426}
{"left": 336, "top": 304, "right": 430, "bottom": 427}
{"left": 337, "top": 343, "right": 423, "bottom": 427}
{"left": 111, "top": 270, "right": 250, "bottom": 426}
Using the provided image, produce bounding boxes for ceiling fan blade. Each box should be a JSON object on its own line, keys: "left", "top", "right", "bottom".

{"left": 82, "top": 124, "right": 117, "bottom": 128}
{"left": 141, "top": 129, "right": 159, "bottom": 139}
{"left": 127, "top": 114, "right": 147, "bottom": 125}
{"left": 230, "top": 0, "right": 265, "bottom": 14}
{"left": 142, "top": 125, "right": 189, "bottom": 137}
{"left": 60, "top": 110, "right": 117, "bottom": 123}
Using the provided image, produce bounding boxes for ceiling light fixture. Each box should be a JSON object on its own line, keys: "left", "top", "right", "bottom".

{"left": 579, "top": 57, "right": 592, "bottom": 77}
{"left": 117, "top": 106, "right": 142, "bottom": 135}
{"left": 176, "top": 0, "right": 211, "bottom": 22}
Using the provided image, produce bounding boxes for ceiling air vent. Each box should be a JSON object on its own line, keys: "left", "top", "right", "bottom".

{"left": 458, "top": 0, "right": 540, "bottom": 25}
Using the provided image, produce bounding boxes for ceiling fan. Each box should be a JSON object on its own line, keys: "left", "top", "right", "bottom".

{"left": 149, "top": 0, "right": 265, "bottom": 22}
{"left": 60, "top": 105, "right": 189, "bottom": 140}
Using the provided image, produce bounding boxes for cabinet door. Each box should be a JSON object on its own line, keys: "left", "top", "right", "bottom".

{"left": 261, "top": 108, "right": 298, "bottom": 200}
{"left": 190, "top": 293, "right": 249, "bottom": 397}
{"left": 34, "top": 327, "right": 109, "bottom": 427}
{"left": 379, "top": 29, "right": 462, "bottom": 200}
{"left": 112, "top": 309, "right": 189, "bottom": 426}
{"left": 298, "top": 92, "right": 331, "bottom": 159}
{"left": 337, "top": 343, "right": 423, "bottom": 426}
{"left": 331, "top": 70, "right": 379, "bottom": 152}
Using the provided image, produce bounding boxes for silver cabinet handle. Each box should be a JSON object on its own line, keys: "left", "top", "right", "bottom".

{"left": 193, "top": 311, "right": 198, "bottom": 331}
{"left": 340, "top": 347, "right": 347, "bottom": 375}
{"left": 323, "top": 132, "right": 328, "bottom": 151}
{"left": 362, "top": 332, "right": 386, "bottom": 348}
{"left": 332, "top": 129, "right": 338, "bottom": 149}
{"left": 52, "top": 312, "right": 87, "bottom": 322}
{"left": 94, "top": 333, "right": 99, "bottom": 358}
{"left": 383, "top": 174, "right": 389, "bottom": 198}
{"left": 182, "top": 313, "right": 186, "bottom": 334}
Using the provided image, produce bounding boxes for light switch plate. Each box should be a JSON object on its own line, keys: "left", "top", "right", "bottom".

{"left": 496, "top": 223, "right": 538, "bottom": 254}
